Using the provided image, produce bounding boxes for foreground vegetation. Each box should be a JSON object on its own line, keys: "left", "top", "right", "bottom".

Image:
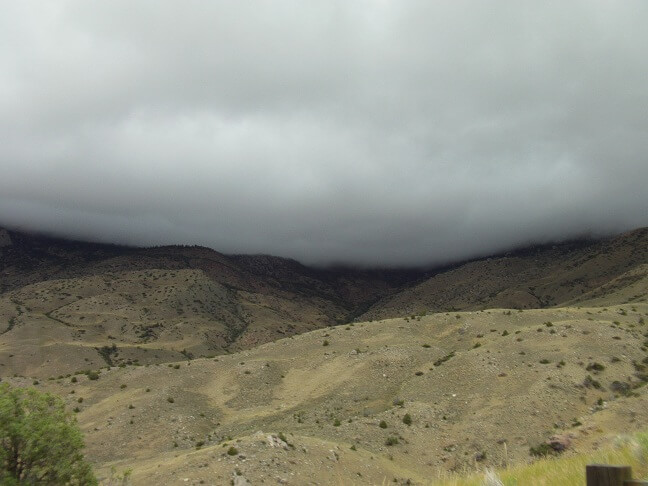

{"left": 434, "top": 432, "right": 648, "bottom": 486}
{"left": 0, "top": 383, "right": 96, "bottom": 485}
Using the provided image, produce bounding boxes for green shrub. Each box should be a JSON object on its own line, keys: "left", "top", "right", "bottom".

{"left": 583, "top": 375, "right": 602, "bottom": 389}
{"left": 379, "top": 420, "right": 387, "bottom": 429}
{"left": 227, "top": 446, "right": 238, "bottom": 456}
{"left": 434, "top": 352, "right": 455, "bottom": 367}
{"left": 586, "top": 362, "right": 605, "bottom": 372}
{"left": 529, "top": 443, "right": 555, "bottom": 457}
{"left": 385, "top": 437, "right": 399, "bottom": 446}
{"left": 402, "top": 413, "right": 412, "bottom": 426}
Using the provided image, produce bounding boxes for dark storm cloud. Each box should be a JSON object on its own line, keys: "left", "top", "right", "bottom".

{"left": 1, "top": 1, "right": 647, "bottom": 266}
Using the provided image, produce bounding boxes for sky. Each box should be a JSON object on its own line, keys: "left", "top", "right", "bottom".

{"left": 1, "top": 1, "right": 647, "bottom": 266}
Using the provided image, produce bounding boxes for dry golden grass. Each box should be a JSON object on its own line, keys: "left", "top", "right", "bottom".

{"left": 3, "top": 303, "right": 647, "bottom": 485}
{"left": 433, "top": 432, "right": 648, "bottom": 486}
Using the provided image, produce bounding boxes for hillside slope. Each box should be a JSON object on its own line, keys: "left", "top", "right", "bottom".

{"left": 360, "top": 228, "right": 648, "bottom": 321}
{"left": 1, "top": 227, "right": 647, "bottom": 378}
{"left": 3, "top": 303, "right": 647, "bottom": 485}
{"left": 1, "top": 226, "right": 648, "bottom": 484}
{"left": 0, "top": 228, "right": 420, "bottom": 375}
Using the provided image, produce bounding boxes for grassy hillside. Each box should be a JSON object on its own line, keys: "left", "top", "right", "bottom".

{"left": 3, "top": 303, "right": 647, "bottom": 484}
{"left": 435, "top": 432, "right": 648, "bottom": 485}
{"left": 2, "top": 226, "right": 648, "bottom": 484}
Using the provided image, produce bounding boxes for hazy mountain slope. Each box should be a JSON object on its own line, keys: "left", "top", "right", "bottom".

{"left": 0, "top": 228, "right": 421, "bottom": 373}
{"left": 2, "top": 227, "right": 647, "bottom": 377}
{"left": 3, "top": 303, "right": 647, "bottom": 485}
{"left": 360, "top": 228, "right": 648, "bottom": 321}
{"left": 566, "top": 263, "right": 648, "bottom": 307}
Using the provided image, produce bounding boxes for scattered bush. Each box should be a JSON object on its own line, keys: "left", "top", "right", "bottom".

{"left": 434, "top": 352, "right": 455, "bottom": 367}
{"left": 586, "top": 362, "right": 605, "bottom": 372}
{"left": 529, "top": 443, "right": 556, "bottom": 457}
{"left": 385, "top": 437, "right": 399, "bottom": 446}
{"left": 583, "top": 375, "right": 602, "bottom": 389}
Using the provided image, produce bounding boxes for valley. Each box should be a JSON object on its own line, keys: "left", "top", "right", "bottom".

{"left": 1, "top": 226, "right": 647, "bottom": 485}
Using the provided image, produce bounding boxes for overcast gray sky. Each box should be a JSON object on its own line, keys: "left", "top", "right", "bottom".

{"left": 1, "top": 1, "right": 647, "bottom": 266}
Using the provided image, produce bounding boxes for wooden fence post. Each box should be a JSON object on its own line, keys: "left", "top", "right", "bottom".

{"left": 586, "top": 465, "right": 632, "bottom": 486}
{"left": 585, "top": 465, "right": 634, "bottom": 486}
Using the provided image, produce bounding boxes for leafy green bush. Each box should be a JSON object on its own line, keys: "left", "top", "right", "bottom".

{"left": 0, "top": 383, "right": 97, "bottom": 485}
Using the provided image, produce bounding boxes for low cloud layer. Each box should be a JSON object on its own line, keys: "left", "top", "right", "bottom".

{"left": 1, "top": 1, "right": 647, "bottom": 266}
